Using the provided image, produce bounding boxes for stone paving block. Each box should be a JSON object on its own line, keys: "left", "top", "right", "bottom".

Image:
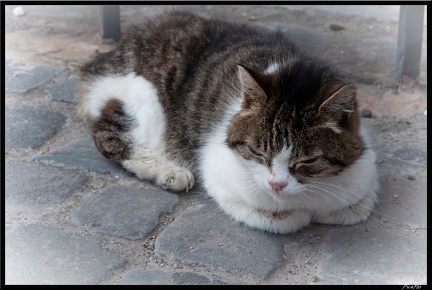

{"left": 48, "top": 76, "right": 79, "bottom": 103}
{"left": 5, "top": 106, "right": 67, "bottom": 150}
{"left": 375, "top": 158, "right": 427, "bottom": 228}
{"left": 172, "top": 271, "right": 231, "bottom": 285}
{"left": 35, "top": 137, "right": 129, "bottom": 176}
{"left": 5, "top": 224, "right": 126, "bottom": 285}
{"left": 116, "top": 269, "right": 172, "bottom": 285}
{"left": 155, "top": 201, "right": 285, "bottom": 280}
{"left": 5, "top": 59, "right": 62, "bottom": 93}
{"left": 392, "top": 148, "right": 427, "bottom": 164}
{"left": 71, "top": 184, "right": 179, "bottom": 240}
{"left": 317, "top": 226, "right": 427, "bottom": 284}
{"left": 5, "top": 159, "right": 86, "bottom": 213}
{"left": 116, "top": 269, "right": 229, "bottom": 285}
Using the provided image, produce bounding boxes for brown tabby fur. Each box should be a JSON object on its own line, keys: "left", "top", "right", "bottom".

{"left": 78, "top": 11, "right": 364, "bottom": 180}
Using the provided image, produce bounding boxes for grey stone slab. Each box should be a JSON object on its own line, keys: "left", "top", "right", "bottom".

{"left": 5, "top": 59, "right": 62, "bottom": 93}
{"left": 5, "top": 159, "right": 86, "bottom": 213}
{"left": 375, "top": 158, "right": 426, "bottom": 228}
{"left": 71, "top": 184, "right": 179, "bottom": 240}
{"left": 116, "top": 269, "right": 230, "bottom": 285}
{"left": 172, "top": 271, "right": 230, "bottom": 285}
{"left": 392, "top": 148, "right": 427, "bottom": 164}
{"left": 317, "top": 226, "right": 427, "bottom": 284}
{"left": 117, "top": 269, "right": 172, "bottom": 285}
{"left": 35, "top": 137, "right": 129, "bottom": 176}
{"left": 5, "top": 224, "right": 126, "bottom": 285}
{"left": 5, "top": 106, "right": 67, "bottom": 150}
{"left": 155, "top": 201, "right": 285, "bottom": 279}
{"left": 48, "top": 76, "right": 79, "bottom": 103}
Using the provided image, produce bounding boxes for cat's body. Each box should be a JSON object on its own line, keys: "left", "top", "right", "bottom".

{"left": 77, "top": 12, "right": 379, "bottom": 233}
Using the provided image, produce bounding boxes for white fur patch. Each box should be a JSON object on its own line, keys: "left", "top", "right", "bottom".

{"left": 85, "top": 73, "right": 166, "bottom": 152}
{"left": 323, "top": 120, "right": 342, "bottom": 134}
{"left": 269, "top": 145, "right": 305, "bottom": 196}
{"left": 264, "top": 62, "right": 281, "bottom": 74}
{"left": 86, "top": 73, "right": 134, "bottom": 118}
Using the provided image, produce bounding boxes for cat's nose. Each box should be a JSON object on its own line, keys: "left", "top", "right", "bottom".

{"left": 269, "top": 180, "right": 288, "bottom": 192}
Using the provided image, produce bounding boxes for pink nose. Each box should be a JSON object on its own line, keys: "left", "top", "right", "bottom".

{"left": 269, "top": 180, "right": 288, "bottom": 192}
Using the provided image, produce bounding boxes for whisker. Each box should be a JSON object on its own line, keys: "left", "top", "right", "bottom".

{"left": 312, "top": 180, "right": 396, "bottom": 203}
{"left": 304, "top": 186, "right": 351, "bottom": 211}
{"left": 306, "top": 183, "right": 402, "bottom": 225}
{"left": 311, "top": 181, "right": 376, "bottom": 202}
{"left": 308, "top": 182, "right": 377, "bottom": 212}
{"left": 306, "top": 184, "right": 372, "bottom": 222}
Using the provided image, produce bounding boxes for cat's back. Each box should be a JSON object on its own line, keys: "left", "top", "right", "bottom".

{"left": 124, "top": 12, "right": 288, "bottom": 80}
{"left": 81, "top": 11, "right": 294, "bottom": 79}
{"left": 77, "top": 12, "right": 298, "bottom": 165}
{"left": 120, "top": 12, "right": 297, "bottom": 138}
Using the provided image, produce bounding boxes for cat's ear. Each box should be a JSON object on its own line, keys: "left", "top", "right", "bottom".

{"left": 318, "top": 83, "right": 357, "bottom": 114}
{"left": 237, "top": 65, "right": 268, "bottom": 108}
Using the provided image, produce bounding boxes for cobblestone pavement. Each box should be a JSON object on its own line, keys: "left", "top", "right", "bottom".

{"left": 4, "top": 5, "right": 427, "bottom": 285}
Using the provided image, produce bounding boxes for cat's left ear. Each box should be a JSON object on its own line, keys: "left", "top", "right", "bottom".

{"left": 318, "top": 83, "right": 357, "bottom": 114}
{"left": 237, "top": 65, "right": 268, "bottom": 108}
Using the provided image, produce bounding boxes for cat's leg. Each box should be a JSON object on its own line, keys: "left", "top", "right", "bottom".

{"left": 91, "top": 98, "right": 194, "bottom": 192}
{"left": 122, "top": 145, "right": 194, "bottom": 192}
{"left": 312, "top": 193, "right": 376, "bottom": 225}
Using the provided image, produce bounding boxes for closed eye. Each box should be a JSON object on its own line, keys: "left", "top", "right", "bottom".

{"left": 248, "top": 146, "right": 271, "bottom": 167}
{"left": 293, "top": 156, "right": 320, "bottom": 170}
{"left": 247, "top": 145, "right": 262, "bottom": 156}
{"left": 301, "top": 157, "right": 319, "bottom": 164}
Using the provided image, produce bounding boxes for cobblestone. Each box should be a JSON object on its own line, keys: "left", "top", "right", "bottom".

{"left": 35, "top": 137, "right": 130, "bottom": 176}
{"left": 155, "top": 201, "right": 286, "bottom": 280}
{"left": 5, "top": 106, "right": 66, "bottom": 150}
{"left": 5, "top": 159, "right": 86, "bottom": 213}
{"left": 48, "top": 76, "right": 79, "bottom": 103}
{"left": 116, "top": 269, "right": 231, "bottom": 285}
{"left": 318, "top": 226, "right": 427, "bottom": 284}
{"left": 71, "top": 184, "right": 179, "bottom": 240}
{"left": 5, "top": 224, "right": 126, "bottom": 285}
{"left": 5, "top": 59, "right": 63, "bottom": 93}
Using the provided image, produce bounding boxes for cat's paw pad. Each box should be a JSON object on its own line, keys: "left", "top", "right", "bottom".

{"left": 159, "top": 167, "right": 194, "bottom": 192}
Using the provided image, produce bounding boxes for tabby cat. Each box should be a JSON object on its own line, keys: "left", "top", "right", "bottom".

{"left": 77, "top": 12, "right": 379, "bottom": 234}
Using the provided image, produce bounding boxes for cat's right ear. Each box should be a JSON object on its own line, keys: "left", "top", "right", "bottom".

{"left": 318, "top": 83, "right": 357, "bottom": 114}
{"left": 237, "top": 65, "right": 268, "bottom": 109}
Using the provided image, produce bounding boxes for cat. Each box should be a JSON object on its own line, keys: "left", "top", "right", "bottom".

{"left": 77, "top": 11, "right": 379, "bottom": 234}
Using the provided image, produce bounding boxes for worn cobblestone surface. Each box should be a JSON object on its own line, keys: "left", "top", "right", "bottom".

{"left": 5, "top": 106, "right": 66, "bottom": 150}
{"left": 4, "top": 5, "right": 427, "bottom": 285}
{"left": 35, "top": 137, "right": 130, "bottom": 175}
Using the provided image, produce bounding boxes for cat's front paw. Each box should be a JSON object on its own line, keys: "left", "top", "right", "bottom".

{"left": 158, "top": 167, "right": 195, "bottom": 192}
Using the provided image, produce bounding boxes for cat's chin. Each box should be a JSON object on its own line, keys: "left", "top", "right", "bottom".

{"left": 270, "top": 193, "right": 291, "bottom": 202}
{"left": 268, "top": 188, "right": 304, "bottom": 202}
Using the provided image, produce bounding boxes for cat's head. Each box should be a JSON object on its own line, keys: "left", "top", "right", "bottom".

{"left": 226, "top": 62, "right": 364, "bottom": 200}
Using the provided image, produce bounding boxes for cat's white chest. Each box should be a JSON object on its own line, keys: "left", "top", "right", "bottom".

{"left": 198, "top": 99, "right": 285, "bottom": 211}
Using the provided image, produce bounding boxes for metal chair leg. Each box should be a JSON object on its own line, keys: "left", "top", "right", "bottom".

{"left": 100, "top": 5, "right": 121, "bottom": 43}
{"left": 396, "top": 5, "right": 425, "bottom": 84}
